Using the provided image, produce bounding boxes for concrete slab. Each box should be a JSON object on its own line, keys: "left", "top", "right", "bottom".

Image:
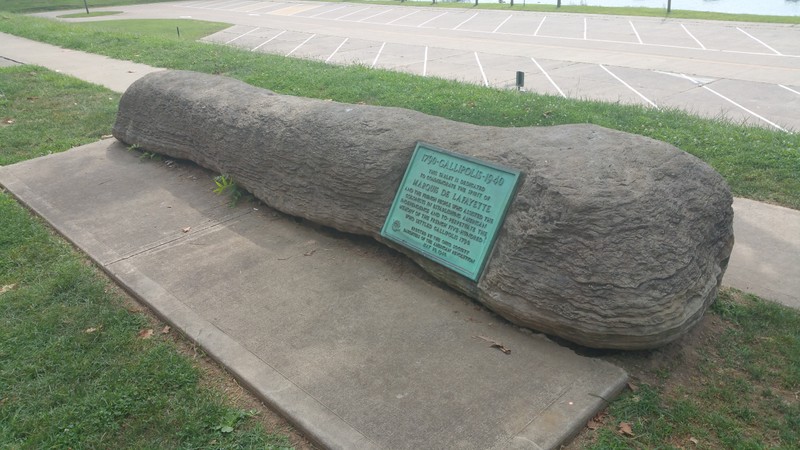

{"left": 727, "top": 198, "right": 800, "bottom": 309}
{"left": 0, "top": 139, "right": 628, "bottom": 449}
{"left": 0, "top": 32, "right": 163, "bottom": 93}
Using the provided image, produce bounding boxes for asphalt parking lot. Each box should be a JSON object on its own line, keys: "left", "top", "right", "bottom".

{"left": 44, "top": 0, "right": 800, "bottom": 131}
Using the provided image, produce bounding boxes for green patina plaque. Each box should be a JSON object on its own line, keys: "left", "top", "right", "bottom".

{"left": 381, "top": 143, "right": 521, "bottom": 281}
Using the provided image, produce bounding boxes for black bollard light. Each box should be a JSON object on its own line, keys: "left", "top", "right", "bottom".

{"left": 516, "top": 71, "right": 525, "bottom": 91}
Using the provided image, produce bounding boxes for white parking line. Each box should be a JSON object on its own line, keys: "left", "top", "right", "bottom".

{"left": 232, "top": 2, "right": 264, "bottom": 12}
{"left": 737, "top": 28, "right": 782, "bottom": 55}
{"left": 680, "top": 24, "right": 706, "bottom": 50}
{"left": 335, "top": 7, "right": 371, "bottom": 21}
{"left": 475, "top": 52, "right": 488, "bottom": 87}
{"left": 251, "top": 30, "right": 285, "bottom": 51}
{"left": 679, "top": 74, "right": 787, "bottom": 132}
{"left": 534, "top": 16, "right": 546, "bottom": 36}
{"left": 493, "top": 15, "right": 512, "bottom": 34}
{"left": 215, "top": 1, "right": 253, "bottom": 10}
{"left": 420, "top": 46, "right": 427, "bottom": 76}
{"left": 193, "top": 0, "right": 242, "bottom": 9}
{"left": 180, "top": 0, "right": 210, "bottom": 7}
{"left": 310, "top": 5, "right": 346, "bottom": 18}
{"left": 371, "top": 42, "right": 386, "bottom": 68}
{"left": 629, "top": 21, "right": 643, "bottom": 44}
{"left": 225, "top": 27, "right": 259, "bottom": 44}
{"left": 453, "top": 13, "right": 479, "bottom": 31}
{"left": 286, "top": 34, "right": 316, "bottom": 56}
{"left": 241, "top": 2, "right": 284, "bottom": 13}
{"left": 387, "top": 10, "right": 419, "bottom": 25}
{"left": 358, "top": 8, "right": 393, "bottom": 23}
{"left": 703, "top": 86, "right": 788, "bottom": 132}
{"left": 599, "top": 64, "right": 658, "bottom": 109}
{"left": 326, "top": 38, "right": 349, "bottom": 63}
{"left": 531, "top": 57, "right": 565, "bottom": 98}
{"left": 418, "top": 12, "right": 448, "bottom": 28}
{"left": 779, "top": 84, "right": 800, "bottom": 96}
{"left": 583, "top": 18, "right": 587, "bottom": 40}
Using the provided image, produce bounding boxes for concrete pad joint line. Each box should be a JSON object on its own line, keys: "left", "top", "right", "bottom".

{"left": 531, "top": 57, "right": 565, "bottom": 98}
{"left": 736, "top": 27, "right": 782, "bottom": 55}
{"left": 599, "top": 64, "right": 658, "bottom": 109}
{"left": 515, "top": 386, "right": 571, "bottom": 440}
{"left": 106, "top": 209, "right": 255, "bottom": 265}
{"left": 252, "top": 29, "right": 286, "bottom": 52}
{"left": 680, "top": 23, "right": 706, "bottom": 50}
{"left": 326, "top": 37, "right": 349, "bottom": 63}
{"left": 453, "top": 12, "right": 479, "bottom": 31}
{"left": 225, "top": 26, "right": 259, "bottom": 44}
{"left": 475, "top": 52, "right": 488, "bottom": 87}
{"left": 493, "top": 15, "right": 512, "bottom": 34}
{"left": 286, "top": 33, "right": 316, "bottom": 56}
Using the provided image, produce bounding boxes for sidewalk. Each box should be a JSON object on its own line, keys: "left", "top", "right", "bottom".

{"left": 1, "top": 32, "right": 798, "bottom": 449}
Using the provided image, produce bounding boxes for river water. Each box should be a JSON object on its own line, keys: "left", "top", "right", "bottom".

{"left": 438, "top": 0, "right": 800, "bottom": 17}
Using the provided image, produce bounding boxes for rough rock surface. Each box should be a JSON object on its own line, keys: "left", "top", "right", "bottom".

{"left": 113, "top": 70, "right": 734, "bottom": 350}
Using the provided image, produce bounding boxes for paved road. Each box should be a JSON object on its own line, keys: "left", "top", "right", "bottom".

{"left": 40, "top": 0, "right": 800, "bottom": 131}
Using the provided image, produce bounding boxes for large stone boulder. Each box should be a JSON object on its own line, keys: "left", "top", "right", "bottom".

{"left": 113, "top": 70, "right": 734, "bottom": 350}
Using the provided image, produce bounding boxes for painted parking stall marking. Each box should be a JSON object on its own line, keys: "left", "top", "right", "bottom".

{"left": 184, "top": 1, "right": 798, "bottom": 131}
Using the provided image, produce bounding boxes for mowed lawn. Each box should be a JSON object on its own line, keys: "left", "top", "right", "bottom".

{"left": 0, "top": 8, "right": 798, "bottom": 449}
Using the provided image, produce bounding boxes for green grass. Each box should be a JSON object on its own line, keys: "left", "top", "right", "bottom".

{"left": 583, "top": 289, "right": 800, "bottom": 449}
{"left": 0, "top": 13, "right": 798, "bottom": 209}
{"left": 0, "top": 66, "right": 293, "bottom": 448}
{"left": 58, "top": 11, "right": 123, "bottom": 18}
{"left": 0, "top": 0, "right": 177, "bottom": 14}
{"left": 73, "top": 18, "right": 230, "bottom": 40}
{"left": 0, "top": 67, "right": 119, "bottom": 165}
